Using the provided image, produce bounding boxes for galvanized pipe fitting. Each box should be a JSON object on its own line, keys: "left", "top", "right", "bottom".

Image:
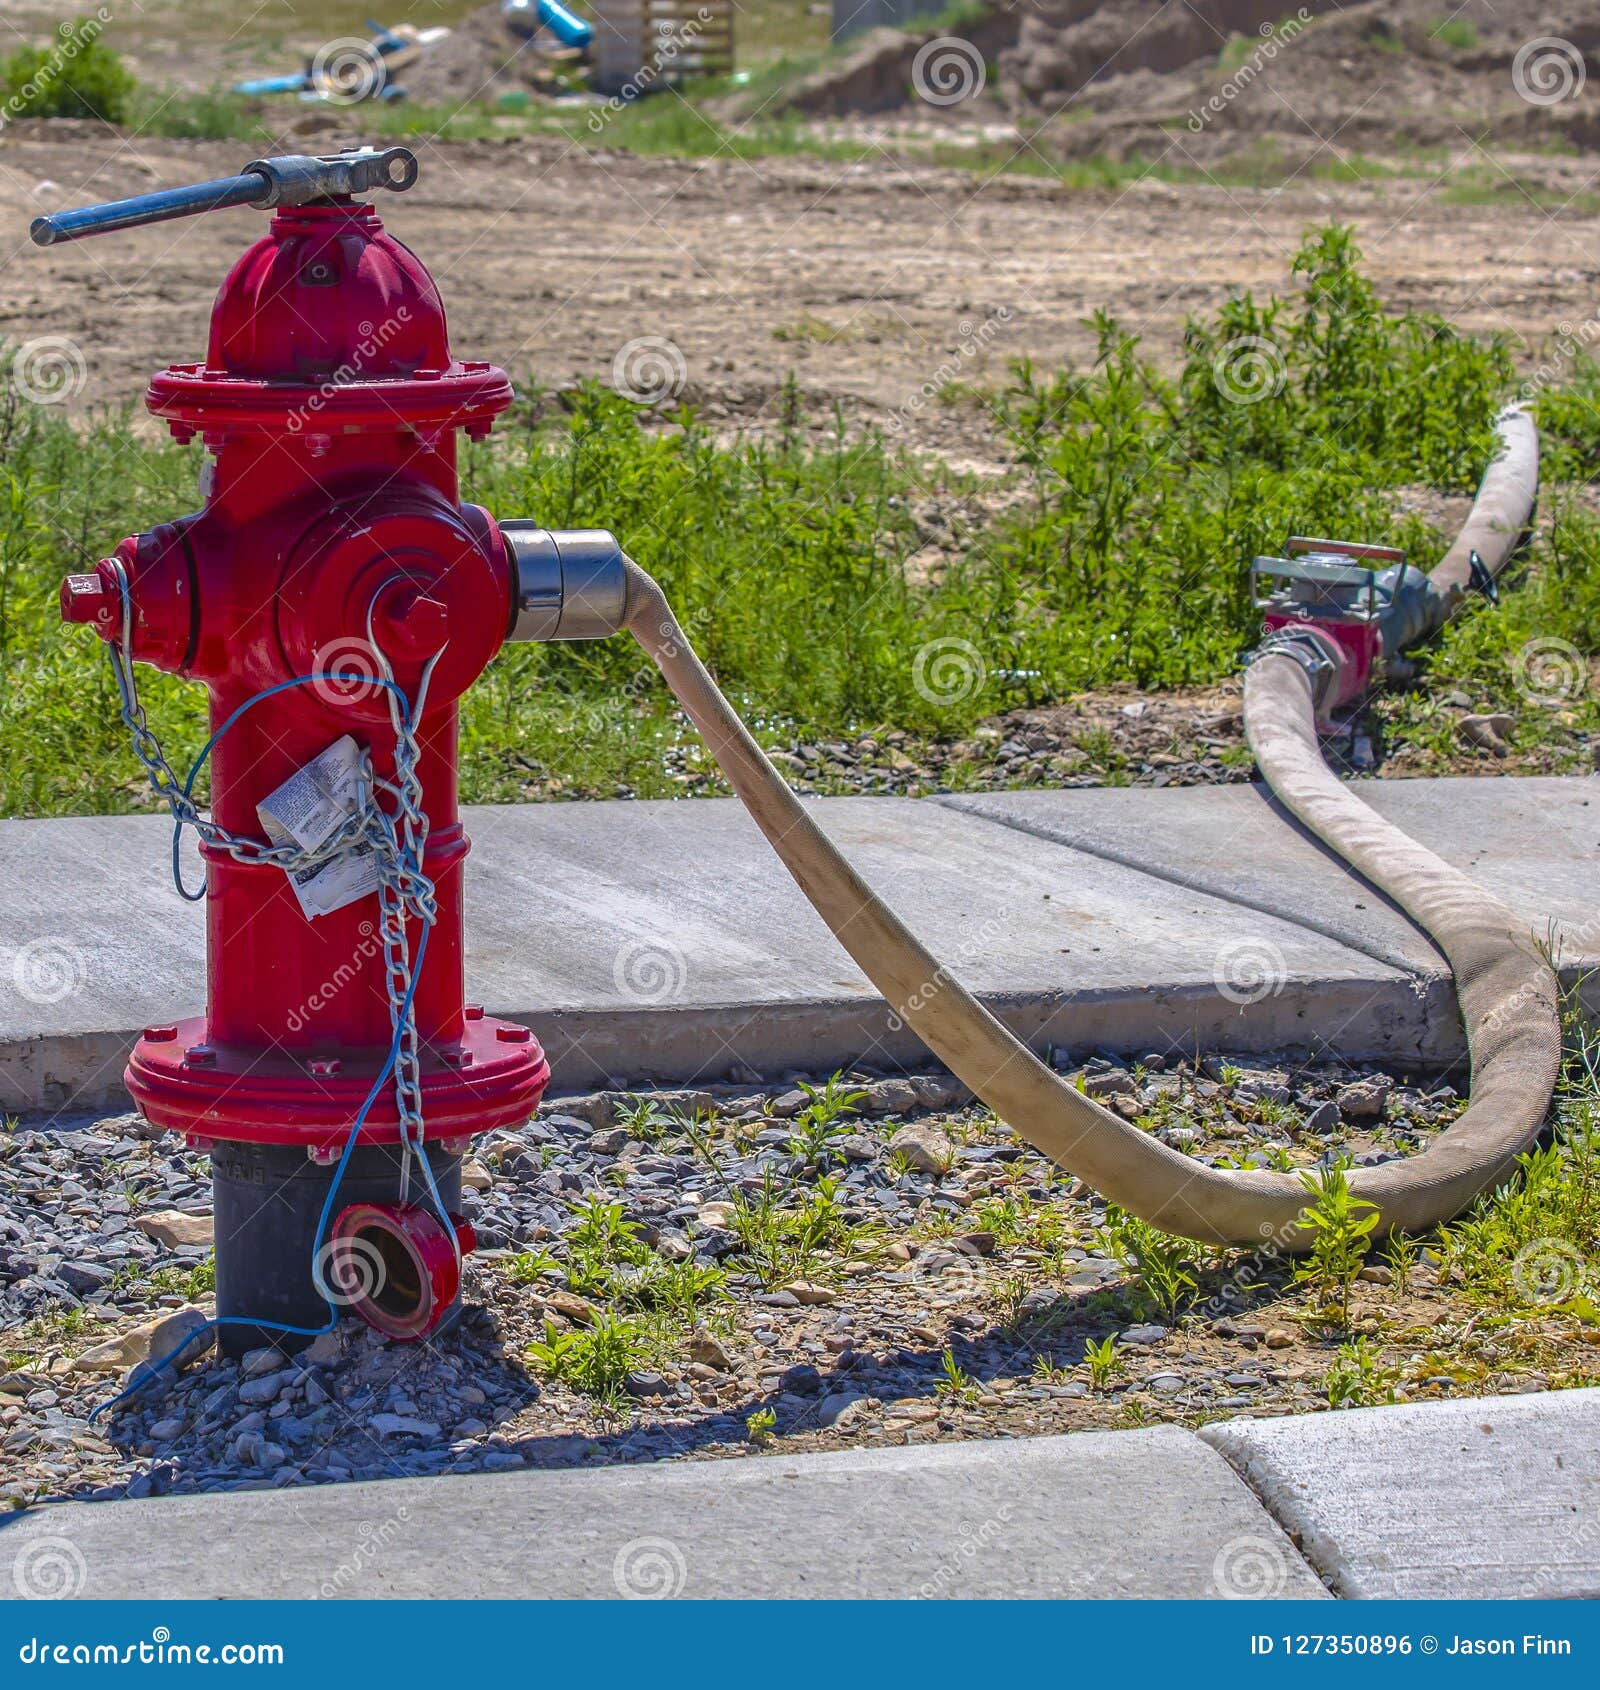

{"left": 503, "top": 524, "right": 628, "bottom": 642}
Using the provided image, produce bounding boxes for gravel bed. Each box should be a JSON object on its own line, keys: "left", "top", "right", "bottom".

{"left": 3, "top": 1055, "right": 1594, "bottom": 1506}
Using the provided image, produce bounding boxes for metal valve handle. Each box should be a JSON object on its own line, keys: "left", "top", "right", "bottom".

{"left": 30, "top": 146, "right": 419, "bottom": 247}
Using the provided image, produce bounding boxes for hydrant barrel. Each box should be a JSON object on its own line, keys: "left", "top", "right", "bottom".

{"left": 53, "top": 160, "right": 556, "bottom": 1351}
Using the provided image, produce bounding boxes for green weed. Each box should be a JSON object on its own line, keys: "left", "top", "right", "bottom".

{"left": 1293, "top": 1166, "right": 1380, "bottom": 1330}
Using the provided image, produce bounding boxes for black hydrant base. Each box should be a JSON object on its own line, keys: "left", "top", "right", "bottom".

{"left": 210, "top": 1139, "right": 463, "bottom": 1357}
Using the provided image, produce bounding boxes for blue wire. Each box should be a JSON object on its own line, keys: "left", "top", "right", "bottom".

{"left": 95, "top": 672, "right": 447, "bottom": 1421}
{"left": 169, "top": 670, "right": 416, "bottom": 902}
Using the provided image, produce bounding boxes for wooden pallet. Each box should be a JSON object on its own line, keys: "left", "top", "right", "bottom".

{"left": 590, "top": 0, "right": 735, "bottom": 95}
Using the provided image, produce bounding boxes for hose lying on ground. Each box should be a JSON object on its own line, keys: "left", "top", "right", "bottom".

{"left": 620, "top": 409, "right": 1557, "bottom": 1248}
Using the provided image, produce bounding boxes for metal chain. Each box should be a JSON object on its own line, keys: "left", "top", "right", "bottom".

{"left": 105, "top": 559, "right": 438, "bottom": 1197}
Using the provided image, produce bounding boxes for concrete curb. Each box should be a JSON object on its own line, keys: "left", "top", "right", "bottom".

{"left": 0, "top": 1424, "right": 1325, "bottom": 1601}
{"left": 1200, "top": 1387, "right": 1600, "bottom": 1600}
{"left": 2, "top": 778, "right": 1593, "bottom": 1112}
{"left": 2, "top": 1389, "right": 1593, "bottom": 1599}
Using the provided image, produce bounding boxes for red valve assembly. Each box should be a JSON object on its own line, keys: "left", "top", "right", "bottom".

{"left": 48, "top": 150, "right": 625, "bottom": 1353}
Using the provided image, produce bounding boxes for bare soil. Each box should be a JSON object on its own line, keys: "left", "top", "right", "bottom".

{"left": 1, "top": 126, "right": 1597, "bottom": 448}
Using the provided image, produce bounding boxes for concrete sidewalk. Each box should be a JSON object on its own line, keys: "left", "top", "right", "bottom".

{"left": 1, "top": 776, "right": 1594, "bottom": 1112}
{"left": 1, "top": 1389, "right": 1592, "bottom": 1600}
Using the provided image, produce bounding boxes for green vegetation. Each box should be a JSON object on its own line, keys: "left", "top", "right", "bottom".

{"left": 1429, "top": 18, "right": 1480, "bottom": 53}
{"left": 0, "top": 35, "right": 135, "bottom": 123}
{"left": 1435, "top": 995, "right": 1600, "bottom": 1314}
{"left": 1083, "top": 1334, "right": 1120, "bottom": 1391}
{"left": 11, "top": 225, "right": 1593, "bottom": 820}
{"left": 745, "top": 1406, "right": 777, "bottom": 1444}
{"left": 728, "top": 1172, "right": 877, "bottom": 1288}
{"left": 1100, "top": 1207, "right": 1201, "bottom": 1322}
{"left": 1324, "top": 1335, "right": 1400, "bottom": 1408}
{"left": 526, "top": 1310, "right": 659, "bottom": 1404}
{"left": 785, "top": 1076, "right": 868, "bottom": 1169}
{"left": 1292, "top": 1166, "right": 1381, "bottom": 1331}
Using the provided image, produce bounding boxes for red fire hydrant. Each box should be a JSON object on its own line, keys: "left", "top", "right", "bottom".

{"left": 45, "top": 149, "right": 624, "bottom": 1353}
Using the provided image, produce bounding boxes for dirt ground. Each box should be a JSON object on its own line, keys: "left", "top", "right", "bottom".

{"left": 1, "top": 125, "right": 1596, "bottom": 446}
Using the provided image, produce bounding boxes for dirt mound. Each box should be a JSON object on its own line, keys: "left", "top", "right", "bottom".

{"left": 777, "top": 12, "right": 1023, "bottom": 119}
{"left": 400, "top": 4, "right": 549, "bottom": 106}
{"left": 1012, "top": 0, "right": 1600, "bottom": 161}
{"left": 1003, "top": 0, "right": 1341, "bottom": 105}
{"left": 772, "top": 1, "right": 1600, "bottom": 161}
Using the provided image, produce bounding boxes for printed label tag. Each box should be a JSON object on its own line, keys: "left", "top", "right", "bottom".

{"left": 257, "top": 737, "right": 381, "bottom": 919}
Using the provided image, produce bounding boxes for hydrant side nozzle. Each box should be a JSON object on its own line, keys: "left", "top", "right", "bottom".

{"left": 503, "top": 524, "right": 628, "bottom": 643}
{"left": 61, "top": 567, "right": 116, "bottom": 631}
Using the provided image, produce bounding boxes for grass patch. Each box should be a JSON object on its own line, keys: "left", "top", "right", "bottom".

{"left": 2, "top": 225, "right": 1595, "bottom": 819}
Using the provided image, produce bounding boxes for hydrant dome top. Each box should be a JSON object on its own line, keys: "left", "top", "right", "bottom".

{"left": 210, "top": 204, "right": 448, "bottom": 382}
{"left": 145, "top": 202, "right": 513, "bottom": 441}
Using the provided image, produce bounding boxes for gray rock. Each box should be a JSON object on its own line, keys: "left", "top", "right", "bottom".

{"left": 369, "top": 1414, "right": 441, "bottom": 1438}
{"left": 1119, "top": 1324, "right": 1168, "bottom": 1348}
{"left": 861, "top": 1079, "right": 919, "bottom": 1116}
{"left": 1304, "top": 1100, "right": 1340, "bottom": 1133}
{"left": 237, "top": 1373, "right": 284, "bottom": 1406}
{"left": 888, "top": 1122, "right": 954, "bottom": 1174}
{"left": 302, "top": 1330, "right": 342, "bottom": 1367}
{"left": 816, "top": 1390, "right": 867, "bottom": 1426}
{"left": 1337, "top": 1078, "right": 1391, "bottom": 1121}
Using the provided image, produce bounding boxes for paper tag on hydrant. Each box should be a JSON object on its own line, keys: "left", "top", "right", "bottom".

{"left": 257, "top": 737, "right": 382, "bottom": 919}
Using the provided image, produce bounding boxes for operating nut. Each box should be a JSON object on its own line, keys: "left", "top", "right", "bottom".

{"left": 503, "top": 524, "right": 627, "bottom": 643}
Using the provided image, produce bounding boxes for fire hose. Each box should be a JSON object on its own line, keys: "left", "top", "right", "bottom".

{"left": 37, "top": 156, "right": 1558, "bottom": 1400}
{"left": 620, "top": 408, "right": 1557, "bottom": 1249}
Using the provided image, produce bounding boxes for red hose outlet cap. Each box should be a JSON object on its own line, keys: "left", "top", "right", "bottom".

{"left": 327, "top": 1202, "right": 475, "bottom": 1342}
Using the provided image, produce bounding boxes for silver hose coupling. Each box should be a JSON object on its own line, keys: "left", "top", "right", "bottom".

{"left": 503, "top": 524, "right": 628, "bottom": 642}
{"left": 1246, "top": 624, "right": 1345, "bottom": 716}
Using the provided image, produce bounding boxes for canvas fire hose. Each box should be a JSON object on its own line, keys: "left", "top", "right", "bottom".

{"left": 41, "top": 153, "right": 1557, "bottom": 1389}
